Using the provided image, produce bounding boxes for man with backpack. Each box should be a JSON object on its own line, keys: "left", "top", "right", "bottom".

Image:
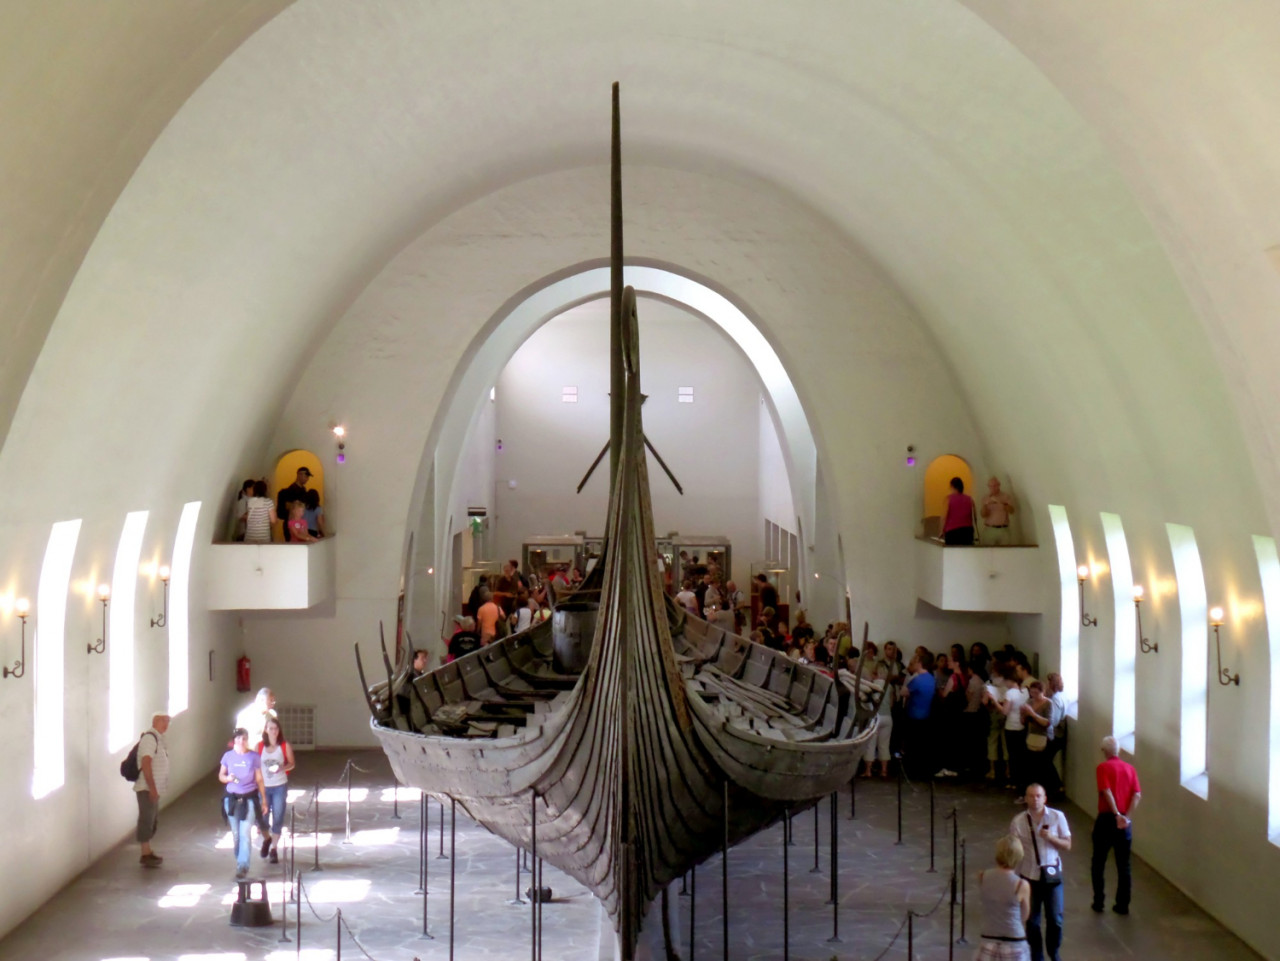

{"left": 131, "top": 712, "right": 171, "bottom": 868}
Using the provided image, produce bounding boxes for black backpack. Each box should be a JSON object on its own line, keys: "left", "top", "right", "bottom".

{"left": 120, "top": 731, "right": 157, "bottom": 782}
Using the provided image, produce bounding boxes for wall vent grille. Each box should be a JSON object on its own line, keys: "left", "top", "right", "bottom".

{"left": 276, "top": 705, "right": 316, "bottom": 750}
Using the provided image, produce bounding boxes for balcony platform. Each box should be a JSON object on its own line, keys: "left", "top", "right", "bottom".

{"left": 915, "top": 537, "right": 1044, "bottom": 613}
{"left": 205, "top": 536, "right": 336, "bottom": 610}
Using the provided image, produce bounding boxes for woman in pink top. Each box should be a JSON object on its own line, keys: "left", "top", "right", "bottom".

{"left": 942, "top": 476, "right": 977, "bottom": 546}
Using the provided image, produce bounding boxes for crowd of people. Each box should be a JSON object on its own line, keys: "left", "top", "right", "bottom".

{"left": 850, "top": 641, "right": 1068, "bottom": 799}
{"left": 232, "top": 467, "right": 327, "bottom": 544}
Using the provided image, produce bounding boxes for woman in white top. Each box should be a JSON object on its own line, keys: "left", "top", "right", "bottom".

{"left": 243, "top": 480, "right": 278, "bottom": 545}
{"left": 258, "top": 716, "right": 295, "bottom": 863}
{"left": 976, "top": 834, "right": 1032, "bottom": 960}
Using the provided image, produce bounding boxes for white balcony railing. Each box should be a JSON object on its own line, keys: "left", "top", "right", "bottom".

{"left": 915, "top": 537, "right": 1045, "bottom": 614}
{"left": 205, "top": 536, "right": 336, "bottom": 610}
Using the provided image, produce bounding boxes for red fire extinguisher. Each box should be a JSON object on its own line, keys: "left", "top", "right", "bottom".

{"left": 236, "top": 655, "right": 251, "bottom": 693}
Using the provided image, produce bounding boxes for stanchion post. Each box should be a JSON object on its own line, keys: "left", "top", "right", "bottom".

{"left": 827, "top": 791, "right": 840, "bottom": 942}
{"left": 848, "top": 774, "right": 856, "bottom": 820}
{"left": 313, "top": 783, "right": 323, "bottom": 871}
{"left": 721, "top": 781, "right": 729, "bottom": 961}
{"left": 951, "top": 806, "right": 959, "bottom": 903}
{"left": 420, "top": 794, "right": 433, "bottom": 940}
{"left": 509, "top": 845, "right": 527, "bottom": 905}
{"left": 438, "top": 794, "right": 447, "bottom": 859}
{"left": 896, "top": 765, "right": 904, "bottom": 845}
{"left": 343, "top": 763, "right": 352, "bottom": 845}
{"left": 449, "top": 797, "right": 457, "bottom": 961}
{"left": 907, "top": 910, "right": 914, "bottom": 961}
{"left": 690, "top": 863, "right": 696, "bottom": 961}
{"left": 391, "top": 778, "right": 402, "bottom": 820}
{"left": 928, "top": 778, "right": 937, "bottom": 872}
{"left": 294, "top": 870, "right": 301, "bottom": 951}
{"left": 531, "top": 791, "right": 537, "bottom": 961}
{"left": 810, "top": 802, "right": 820, "bottom": 873}
{"left": 416, "top": 794, "right": 425, "bottom": 894}
{"left": 782, "top": 809, "right": 790, "bottom": 961}
{"left": 278, "top": 819, "right": 291, "bottom": 943}
{"left": 957, "top": 838, "right": 968, "bottom": 945}
{"left": 948, "top": 869, "right": 956, "bottom": 961}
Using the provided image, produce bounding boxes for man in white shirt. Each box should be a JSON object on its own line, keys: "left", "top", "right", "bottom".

{"left": 1009, "top": 783, "right": 1072, "bottom": 961}
{"left": 980, "top": 476, "right": 1017, "bottom": 545}
{"left": 236, "top": 687, "right": 276, "bottom": 747}
{"left": 135, "top": 711, "right": 171, "bottom": 868}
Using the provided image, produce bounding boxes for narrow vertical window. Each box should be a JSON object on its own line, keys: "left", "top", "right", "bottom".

{"left": 169, "top": 501, "right": 201, "bottom": 716}
{"left": 1251, "top": 535, "right": 1280, "bottom": 844}
{"left": 1167, "top": 523, "right": 1209, "bottom": 799}
{"left": 108, "top": 511, "right": 149, "bottom": 752}
{"left": 33, "top": 519, "right": 82, "bottom": 799}
{"left": 1047, "top": 505, "right": 1080, "bottom": 716}
{"left": 1100, "top": 513, "right": 1136, "bottom": 753}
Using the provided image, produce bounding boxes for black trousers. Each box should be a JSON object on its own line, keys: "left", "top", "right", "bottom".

{"left": 1091, "top": 814, "right": 1133, "bottom": 910}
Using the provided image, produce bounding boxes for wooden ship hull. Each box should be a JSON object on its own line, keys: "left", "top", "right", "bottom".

{"left": 362, "top": 85, "right": 877, "bottom": 959}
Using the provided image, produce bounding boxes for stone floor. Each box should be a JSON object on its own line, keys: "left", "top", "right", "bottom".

{"left": 0, "top": 750, "right": 1263, "bottom": 961}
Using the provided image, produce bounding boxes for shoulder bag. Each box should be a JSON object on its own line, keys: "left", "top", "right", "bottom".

{"left": 1027, "top": 813, "right": 1062, "bottom": 884}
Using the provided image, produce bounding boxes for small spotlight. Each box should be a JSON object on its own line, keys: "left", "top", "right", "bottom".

{"left": 332, "top": 425, "right": 346, "bottom": 438}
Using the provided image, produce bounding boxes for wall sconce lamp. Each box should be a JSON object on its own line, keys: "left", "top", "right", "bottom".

{"left": 1132, "top": 585, "right": 1157, "bottom": 653}
{"left": 3, "top": 598, "right": 29, "bottom": 679}
{"left": 1208, "top": 606, "right": 1239, "bottom": 686}
{"left": 88, "top": 583, "right": 110, "bottom": 655}
{"left": 333, "top": 425, "right": 347, "bottom": 464}
{"left": 150, "top": 565, "right": 170, "bottom": 629}
{"left": 1077, "top": 564, "right": 1097, "bottom": 627}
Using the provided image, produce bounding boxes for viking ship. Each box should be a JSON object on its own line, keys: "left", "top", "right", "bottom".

{"left": 360, "top": 84, "right": 878, "bottom": 959}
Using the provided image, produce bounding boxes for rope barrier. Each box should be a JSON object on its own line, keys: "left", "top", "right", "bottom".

{"left": 296, "top": 873, "right": 339, "bottom": 923}
{"left": 338, "top": 907, "right": 390, "bottom": 961}
{"left": 866, "top": 913, "right": 910, "bottom": 961}
{"left": 862, "top": 874, "right": 952, "bottom": 961}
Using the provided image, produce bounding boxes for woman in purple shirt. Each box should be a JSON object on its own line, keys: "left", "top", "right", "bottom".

{"left": 220, "top": 727, "right": 267, "bottom": 878}
{"left": 942, "top": 477, "right": 977, "bottom": 546}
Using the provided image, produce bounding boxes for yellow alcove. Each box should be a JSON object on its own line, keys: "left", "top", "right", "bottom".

{"left": 922, "top": 454, "right": 974, "bottom": 533}
{"left": 273, "top": 450, "right": 325, "bottom": 539}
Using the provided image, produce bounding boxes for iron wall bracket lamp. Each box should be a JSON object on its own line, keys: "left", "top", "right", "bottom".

{"left": 1209, "top": 607, "right": 1239, "bottom": 686}
{"left": 3, "top": 599, "right": 29, "bottom": 679}
{"left": 88, "top": 584, "right": 109, "bottom": 655}
{"left": 1132, "top": 585, "right": 1157, "bottom": 654}
{"left": 1077, "top": 565, "right": 1097, "bottom": 627}
{"left": 150, "top": 565, "right": 170, "bottom": 629}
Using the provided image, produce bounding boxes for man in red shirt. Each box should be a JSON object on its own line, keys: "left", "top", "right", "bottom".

{"left": 1092, "top": 735, "right": 1142, "bottom": 915}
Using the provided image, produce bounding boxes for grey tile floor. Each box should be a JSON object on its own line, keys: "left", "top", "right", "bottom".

{"left": 0, "top": 750, "right": 1262, "bottom": 961}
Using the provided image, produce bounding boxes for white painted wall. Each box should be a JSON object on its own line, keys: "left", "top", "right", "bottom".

{"left": 0, "top": 508, "right": 244, "bottom": 941}
{"left": 492, "top": 298, "right": 763, "bottom": 582}
{"left": 758, "top": 398, "right": 795, "bottom": 539}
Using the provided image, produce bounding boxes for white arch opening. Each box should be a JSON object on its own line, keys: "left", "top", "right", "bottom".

{"left": 409, "top": 264, "right": 827, "bottom": 638}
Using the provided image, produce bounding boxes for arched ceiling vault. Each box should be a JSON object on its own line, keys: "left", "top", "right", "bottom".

{"left": 0, "top": 0, "right": 1273, "bottom": 549}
